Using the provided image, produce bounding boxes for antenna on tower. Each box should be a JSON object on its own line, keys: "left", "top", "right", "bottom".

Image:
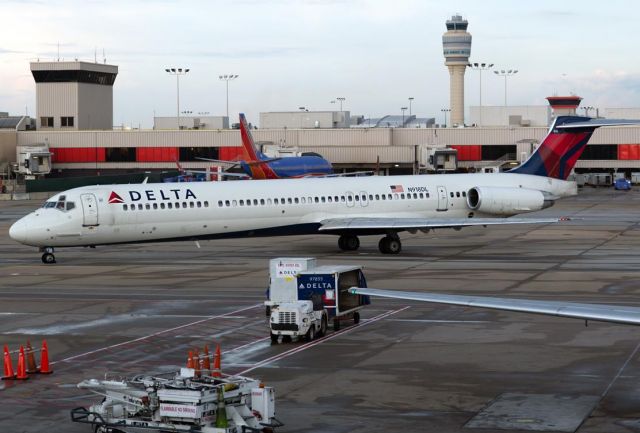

{"left": 102, "top": 48, "right": 106, "bottom": 64}
{"left": 57, "top": 42, "right": 60, "bottom": 62}
{"left": 94, "top": 47, "right": 97, "bottom": 63}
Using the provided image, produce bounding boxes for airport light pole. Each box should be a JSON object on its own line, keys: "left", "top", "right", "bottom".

{"left": 165, "top": 67, "right": 190, "bottom": 130}
{"left": 581, "top": 106, "right": 595, "bottom": 117}
{"left": 401, "top": 107, "right": 408, "bottom": 127}
{"left": 467, "top": 62, "right": 494, "bottom": 126}
{"left": 441, "top": 108, "right": 451, "bottom": 127}
{"left": 336, "top": 97, "right": 346, "bottom": 112}
{"left": 493, "top": 69, "right": 518, "bottom": 106}
{"left": 219, "top": 74, "right": 239, "bottom": 120}
{"left": 408, "top": 97, "right": 414, "bottom": 117}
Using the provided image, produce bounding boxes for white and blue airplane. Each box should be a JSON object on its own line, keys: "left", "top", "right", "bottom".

{"left": 9, "top": 116, "right": 635, "bottom": 263}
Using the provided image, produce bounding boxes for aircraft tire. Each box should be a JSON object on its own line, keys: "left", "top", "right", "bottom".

{"left": 379, "top": 236, "right": 401, "bottom": 254}
{"left": 378, "top": 237, "right": 389, "bottom": 254}
{"left": 338, "top": 235, "right": 360, "bottom": 251}
{"left": 41, "top": 253, "right": 56, "bottom": 264}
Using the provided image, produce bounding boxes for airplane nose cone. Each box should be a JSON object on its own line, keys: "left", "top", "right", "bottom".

{"left": 9, "top": 219, "right": 28, "bottom": 244}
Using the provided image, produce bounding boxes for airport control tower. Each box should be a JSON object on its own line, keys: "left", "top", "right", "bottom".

{"left": 30, "top": 60, "right": 118, "bottom": 130}
{"left": 443, "top": 15, "right": 472, "bottom": 126}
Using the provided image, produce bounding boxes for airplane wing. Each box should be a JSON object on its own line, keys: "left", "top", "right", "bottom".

{"left": 318, "top": 171, "right": 374, "bottom": 178}
{"left": 179, "top": 168, "right": 250, "bottom": 179}
{"left": 195, "top": 156, "right": 282, "bottom": 166}
{"left": 349, "top": 287, "right": 640, "bottom": 326}
{"left": 194, "top": 157, "right": 242, "bottom": 168}
{"left": 319, "top": 216, "right": 566, "bottom": 232}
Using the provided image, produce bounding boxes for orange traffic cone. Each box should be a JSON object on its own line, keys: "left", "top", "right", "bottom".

{"left": 213, "top": 344, "right": 221, "bottom": 378}
{"left": 16, "top": 346, "right": 29, "bottom": 380}
{"left": 38, "top": 340, "right": 52, "bottom": 374}
{"left": 202, "top": 345, "right": 211, "bottom": 374}
{"left": 186, "top": 350, "right": 195, "bottom": 369}
{"left": 193, "top": 348, "right": 201, "bottom": 377}
{"left": 25, "top": 341, "right": 38, "bottom": 374}
{"left": 2, "top": 345, "right": 15, "bottom": 380}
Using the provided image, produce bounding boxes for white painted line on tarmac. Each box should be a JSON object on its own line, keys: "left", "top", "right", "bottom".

{"left": 237, "top": 306, "right": 410, "bottom": 376}
{"left": 388, "top": 319, "right": 489, "bottom": 323}
{"left": 600, "top": 340, "right": 640, "bottom": 399}
{"left": 0, "top": 312, "right": 39, "bottom": 316}
{"left": 51, "top": 303, "right": 261, "bottom": 365}
{"left": 224, "top": 337, "right": 271, "bottom": 353}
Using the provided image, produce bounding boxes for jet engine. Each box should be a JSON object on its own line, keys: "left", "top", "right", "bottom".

{"left": 466, "top": 187, "right": 552, "bottom": 216}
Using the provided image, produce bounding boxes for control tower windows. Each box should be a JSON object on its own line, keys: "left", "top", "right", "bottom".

{"left": 41, "top": 117, "right": 54, "bottom": 128}
{"left": 61, "top": 116, "right": 74, "bottom": 127}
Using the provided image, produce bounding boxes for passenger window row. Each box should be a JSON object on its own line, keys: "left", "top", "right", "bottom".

{"left": 122, "top": 201, "right": 210, "bottom": 211}
{"left": 450, "top": 191, "right": 467, "bottom": 198}
{"left": 216, "top": 191, "right": 430, "bottom": 208}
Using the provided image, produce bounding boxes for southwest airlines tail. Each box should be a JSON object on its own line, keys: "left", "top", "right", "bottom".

{"left": 239, "top": 113, "right": 262, "bottom": 161}
{"left": 238, "top": 113, "right": 279, "bottom": 179}
{"left": 511, "top": 116, "right": 639, "bottom": 180}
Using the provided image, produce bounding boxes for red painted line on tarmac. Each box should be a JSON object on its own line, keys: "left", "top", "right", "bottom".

{"left": 51, "top": 304, "right": 261, "bottom": 365}
{"left": 237, "top": 306, "right": 410, "bottom": 375}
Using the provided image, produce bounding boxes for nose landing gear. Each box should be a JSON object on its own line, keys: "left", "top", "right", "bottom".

{"left": 40, "top": 247, "right": 56, "bottom": 264}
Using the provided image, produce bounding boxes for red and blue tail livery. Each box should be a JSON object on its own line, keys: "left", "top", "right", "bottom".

{"left": 511, "top": 116, "right": 639, "bottom": 180}
{"left": 237, "top": 113, "right": 333, "bottom": 179}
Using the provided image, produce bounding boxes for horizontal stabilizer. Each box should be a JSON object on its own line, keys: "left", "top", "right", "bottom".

{"left": 556, "top": 118, "right": 640, "bottom": 129}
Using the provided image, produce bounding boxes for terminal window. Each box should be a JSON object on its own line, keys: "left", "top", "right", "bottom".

{"left": 41, "top": 117, "right": 54, "bottom": 128}
{"left": 481, "top": 145, "right": 516, "bottom": 161}
{"left": 105, "top": 147, "right": 136, "bottom": 162}
{"left": 580, "top": 144, "right": 617, "bottom": 160}
{"left": 179, "top": 147, "right": 219, "bottom": 161}
{"left": 61, "top": 116, "right": 74, "bottom": 127}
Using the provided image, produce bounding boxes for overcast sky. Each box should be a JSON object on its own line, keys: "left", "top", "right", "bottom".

{"left": 1, "top": 0, "right": 639, "bottom": 127}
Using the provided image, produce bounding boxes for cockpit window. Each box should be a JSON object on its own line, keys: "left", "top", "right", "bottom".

{"left": 42, "top": 196, "right": 74, "bottom": 212}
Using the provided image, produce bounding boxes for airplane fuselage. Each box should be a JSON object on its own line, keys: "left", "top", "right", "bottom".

{"left": 240, "top": 153, "right": 333, "bottom": 179}
{"left": 10, "top": 172, "right": 575, "bottom": 248}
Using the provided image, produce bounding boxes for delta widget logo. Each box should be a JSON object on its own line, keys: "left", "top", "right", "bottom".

{"left": 108, "top": 191, "right": 124, "bottom": 204}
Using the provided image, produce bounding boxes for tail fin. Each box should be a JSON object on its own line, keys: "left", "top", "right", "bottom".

{"left": 238, "top": 113, "right": 279, "bottom": 179}
{"left": 511, "top": 116, "right": 640, "bottom": 180}
{"left": 239, "top": 113, "right": 261, "bottom": 162}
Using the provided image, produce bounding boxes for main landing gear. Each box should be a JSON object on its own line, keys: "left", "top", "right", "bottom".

{"left": 40, "top": 247, "right": 56, "bottom": 264}
{"left": 338, "top": 234, "right": 360, "bottom": 251}
{"left": 378, "top": 235, "right": 402, "bottom": 254}
{"left": 337, "top": 234, "right": 402, "bottom": 254}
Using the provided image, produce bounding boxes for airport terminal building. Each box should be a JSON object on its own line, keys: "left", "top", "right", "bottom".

{"left": 1, "top": 60, "right": 640, "bottom": 178}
